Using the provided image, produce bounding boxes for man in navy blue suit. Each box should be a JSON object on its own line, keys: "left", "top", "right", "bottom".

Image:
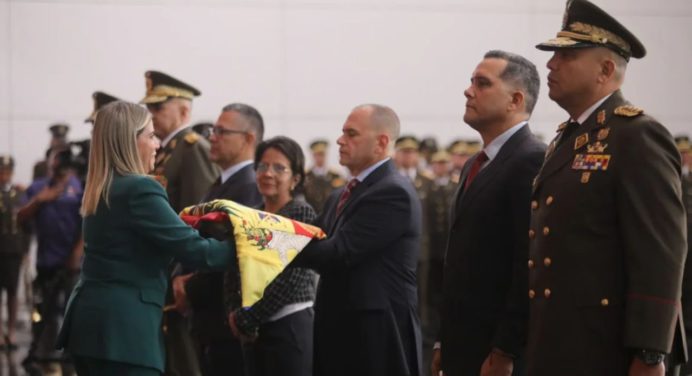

{"left": 432, "top": 50, "right": 546, "bottom": 376}
{"left": 292, "top": 104, "right": 422, "bottom": 376}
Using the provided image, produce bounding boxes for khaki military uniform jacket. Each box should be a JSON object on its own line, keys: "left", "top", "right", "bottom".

{"left": 527, "top": 91, "right": 687, "bottom": 375}
{"left": 0, "top": 184, "right": 28, "bottom": 254}
{"left": 303, "top": 169, "right": 344, "bottom": 214}
{"left": 153, "top": 127, "right": 218, "bottom": 213}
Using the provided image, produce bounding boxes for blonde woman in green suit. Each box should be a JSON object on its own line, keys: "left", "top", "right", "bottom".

{"left": 56, "top": 101, "right": 235, "bottom": 375}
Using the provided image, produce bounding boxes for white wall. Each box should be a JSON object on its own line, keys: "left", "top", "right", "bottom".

{"left": 1, "top": 0, "right": 691, "bottom": 184}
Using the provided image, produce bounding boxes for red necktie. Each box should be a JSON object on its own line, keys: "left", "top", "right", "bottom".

{"left": 336, "top": 179, "right": 359, "bottom": 216}
{"left": 464, "top": 151, "right": 488, "bottom": 191}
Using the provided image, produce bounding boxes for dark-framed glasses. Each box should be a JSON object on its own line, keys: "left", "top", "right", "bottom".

{"left": 256, "top": 162, "right": 291, "bottom": 175}
{"left": 212, "top": 126, "right": 248, "bottom": 136}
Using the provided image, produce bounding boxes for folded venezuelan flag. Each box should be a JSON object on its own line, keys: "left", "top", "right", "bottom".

{"left": 180, "top": 199, "right": 326, "bottom": 307}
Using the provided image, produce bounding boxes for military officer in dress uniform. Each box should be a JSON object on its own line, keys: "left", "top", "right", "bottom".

{"left": 677, "top": 135, "right": 692, "bottom": 376}
{"left": 302, "top": 139, "right": 344, "bottom": 215}
{"left": 0, "top": 156, "right": 29, "bottom": 352}
{"left": 141, "top": 70, "right": 218, "bottom": 376}
{"left": 528, "top": 1, "right": 687, "bottom": 375}
{"left": 447, "top": 139, "right": 481, "bottom": 184}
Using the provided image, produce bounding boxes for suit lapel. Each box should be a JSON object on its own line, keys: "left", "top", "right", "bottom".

{"left": 327, "top": 160, "right": 392, "bottom": 234}
{"left": 533, "top": 91, "right": 625, "bottom": 192}
{"left": 452, "top": 125, "right": 532, "bottom": 227}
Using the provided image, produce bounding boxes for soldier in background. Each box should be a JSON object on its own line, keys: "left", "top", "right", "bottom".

{"left": 447, "top": 139, "right": 481, "bottom": 184}
{"left": 393, "top": 134, "right": 434, "bottom": 369}
{"left": 85, "top": 91, "right": 120, "bottom": 124}
{"left": 33, "top": 124, "right": 70, "bottom": 181}
{"left": 141, "top": 70, "right": 218, "bottom": 376}
{"left": 0, "top": 156, "right": 29, "bottom": 352}
{"left": 677, "top": 135, "right": 692, "bottom": 376}
{"left": 192, "top": 122, "right": 214, "bottom": 141}
{"left": 302, "top": 139, "right": 344, "bottom": 215}
{"left": 418, "top": 137, "right": 439, "bottom": 173}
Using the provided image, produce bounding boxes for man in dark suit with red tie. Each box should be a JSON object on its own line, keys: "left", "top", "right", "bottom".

{"left": 291, "top": 104, "right": 422, "bottom": 376}
{"left": 175, "top": 103, "right": 264, "bottom": 375}
{"left": 431, "top": 50, "right": 545, "bottom": 376}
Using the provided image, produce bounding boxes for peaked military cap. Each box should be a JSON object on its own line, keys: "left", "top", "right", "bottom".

{"left": 675, "top": 135, "right": 691, "bottom": 153}
{"left": 191, "top": 122, "right": 214, "bottom": 140}
{"left": 49, "top": 123, "right": 70, "bottom": 139}
{"left": 466, "top": 140, "right": 482, "bottom": 155}
{"left": 431, "top": 151, "right": 451, "bottom": 163}
{"left": 395, "top": 135, "right": 420, "bottom": 151}
{"left": 86, "top": 91, "right": 120, "bottom": 123}
{"left": 536, "top": 0, "right": 646, "bottom": 61}
{"left": 140, "top": 70, "right": 201, "bottom": 104}
{"left": 0, "top": 155, "right": 14, "bottom": 169}
{"left": 310, "top": 139, "right": 329, "bottom": 153}
{"left": 419, "top": 137, "right": 438, "bottom": 153}
{"left": 447, "top": 139, "right": 467, "bottom": 155}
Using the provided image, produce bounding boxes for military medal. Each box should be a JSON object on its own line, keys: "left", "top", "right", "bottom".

{"left": 586, "top": 141, "right": 608, "bottom": 153}
{"left": 597, "top": 127, "right": 610, "bottom": 141}
{"left": 597, "top": 110, "right": 606, "bottom": 125}
{"left": 574, "top": 133, "right": 589, "bottom": 150}
{"left": 572, "top": 154, "right": 611, "bottom": 171}
{"left": 581, "top": 172, "right": 591, "bottom": 183}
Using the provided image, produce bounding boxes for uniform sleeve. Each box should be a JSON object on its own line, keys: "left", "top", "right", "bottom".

{"left": 179, "top": 140, "right": 219, "bottom": 208}
{"left": 128, "top": 176, "right": 233, "bottom": 270}
{"left": 616, "top": 119, "right": 687, "bottom": 353}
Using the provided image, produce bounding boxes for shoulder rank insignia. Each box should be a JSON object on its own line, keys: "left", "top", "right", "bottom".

{"left": 184, "top": 132, "right": 199, "bottom": 144}
{"left": 614, "top": 105, "right": 643, "bottom": 117}
{"left": 596, "top": 127, "right": 610, "bottom": 141}
{"left": 557, "top": 121, "right": 568, "bottom": 132}
{"left": 574, "top": 133, "right": 589, "bottom": 150}
{"left": 331, "top": 177, "right": 345, "bottom": 188}
{"left": 572, "top": 154, "right": 611, "bottom": 171}
{"left": 587, "top": 141, "right": 608, "bottom": 153}
{"left": 597, "top": 110, "right": 606, "bottom": 125}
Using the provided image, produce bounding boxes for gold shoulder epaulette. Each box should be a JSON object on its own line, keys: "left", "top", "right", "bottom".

{"left": 331, "top": 177, "right": 345, "bottom": 188}
{"left": 614, "top": 105, "right": 643, "bottom": 117}
{"left": 557, "top": 121, "right": 569, "bottom": 131}
{"left": 184, "top": 132, "right": 199, "bottom": 144}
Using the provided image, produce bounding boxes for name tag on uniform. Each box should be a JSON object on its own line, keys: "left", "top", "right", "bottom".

{"left": 571, "top": 154, "right": 611, "bottom": 171}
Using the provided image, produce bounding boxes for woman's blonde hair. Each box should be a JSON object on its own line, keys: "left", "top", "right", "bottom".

{"left": 81, "top": 101, "right": 152, "bottom": 216}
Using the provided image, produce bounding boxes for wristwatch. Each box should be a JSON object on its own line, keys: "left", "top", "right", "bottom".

{"left": 633, "top": 349, "right": 666, "bottom": 366}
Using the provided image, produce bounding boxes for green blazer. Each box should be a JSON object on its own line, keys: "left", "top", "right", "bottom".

{"left": 56, "top": 174, "right": 233, "bottom": 372}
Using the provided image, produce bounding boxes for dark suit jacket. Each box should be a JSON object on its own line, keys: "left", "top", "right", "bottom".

{"left": 56, "top": 175, "right": 233, "bottom": 373}
{"left": 292, "top": 159, "right": 422, "bottom": 376}
{"left": 185, "top": 163, "right": 262, "bottom": 343}
{"left": 440, "top": 125, "right": 545, "bottom": 376}
{"left": 527, "top": 91, "right": 687, "bottom": 376}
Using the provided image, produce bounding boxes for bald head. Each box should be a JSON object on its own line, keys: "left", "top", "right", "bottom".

{"left": 353, "top": 104, "right": 400, "bottom": 141}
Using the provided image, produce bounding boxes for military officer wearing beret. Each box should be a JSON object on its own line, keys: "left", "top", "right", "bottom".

{"left": 141, "top": 70, "right": 218, "bottom": 376}
{"left": 676, "top": 135, "right": 692, "bottom": 376}
{"left": 528, "top": 1, "right": 687, "bottom": 375}
{"left": 302, "top": 139, "right": 345, "bottom": 215}
{"left": 0, "top": 156, "right": 29, "bottom": 352}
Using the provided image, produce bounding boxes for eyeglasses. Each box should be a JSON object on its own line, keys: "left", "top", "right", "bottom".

{"left": 212, "top": 126, "right": 248, "bottom": 137}
{"left": 256, "top": 162, "right": 291, "bottom": 175}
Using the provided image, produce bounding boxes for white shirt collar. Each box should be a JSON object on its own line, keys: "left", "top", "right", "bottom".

{"left": 354, "top": 157, "right": 390, "bottom": 183}
{"left": 575, "top": 93, "right": 613, "bottom": 125}
{"left": 161, "top": 125, "right": 189, "bottom": 148}
{"left": 482, "top": 121, "right": 528, "bottom": 165}
{"left": 220, "top": 160, "right": 254, "bottom": 184}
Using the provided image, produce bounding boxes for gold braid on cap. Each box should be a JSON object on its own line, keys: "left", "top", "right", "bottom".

{"left": 146, "top": 84, "right": 195, "bottom": 100}
{"left": 557, "top": 22, "right": 631, "bottom": 55}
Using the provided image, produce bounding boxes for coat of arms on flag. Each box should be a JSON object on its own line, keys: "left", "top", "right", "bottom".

{"left": 180, "top": 199, "right": 326, "bottom": 307}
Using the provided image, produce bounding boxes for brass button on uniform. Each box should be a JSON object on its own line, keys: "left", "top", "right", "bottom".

{"left": 544, "top": 288, "right": 552, "bottom": 298}
{"left": 543, "top": 257, "right": 552, "bottom": 267}
{"left": 601, "top": 298, "right": 609, "bottom": 306}
{"left": 528, "top": 289, "right": 536, "bottom": 299}
{"left": 546, "top": 196, "right": 554, "bottom": 205}
{"left": 531, "top": 200, "right": 538, "bottom": 210}
{"left": 528, "top": 260, "right": 535, "bottom": 268}
{"left": 529, "top": 229, "right": 535, "bottom": 239}
{"left": 543, "top": 226, "right": 550, "bottom": 236}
